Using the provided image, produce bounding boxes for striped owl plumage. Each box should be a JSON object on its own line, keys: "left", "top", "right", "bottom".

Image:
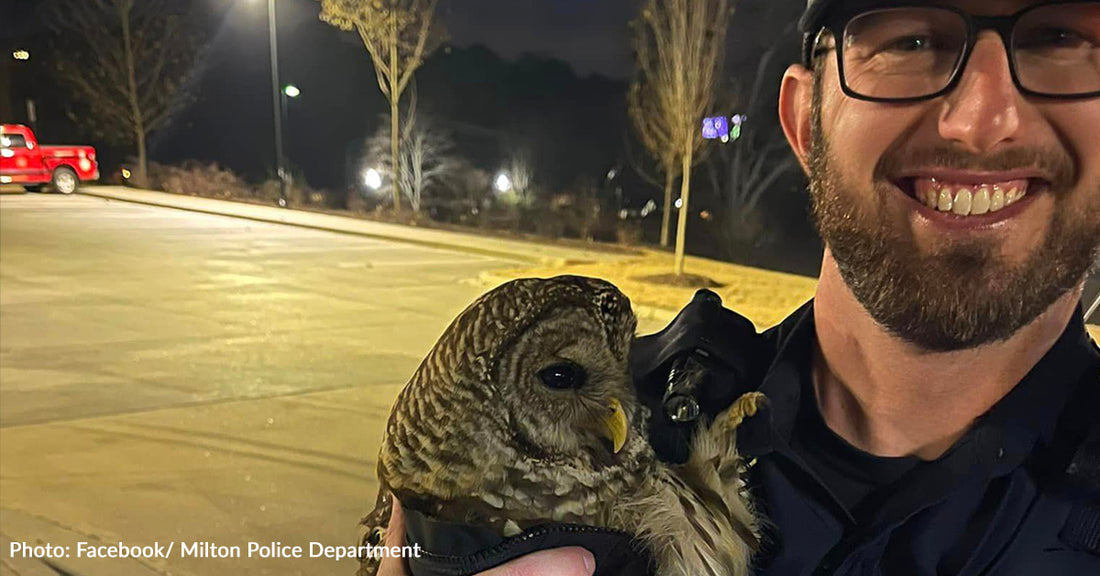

{"left": 359, "top": 275, "right": 761, "bottom": 576}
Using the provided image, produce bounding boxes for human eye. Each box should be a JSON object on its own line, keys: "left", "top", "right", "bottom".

{"left": 1017, "top": 26, "right": 1093, "bottom": 50}
{"left": 882, "top": 35, "right": 934, "bottom": 53}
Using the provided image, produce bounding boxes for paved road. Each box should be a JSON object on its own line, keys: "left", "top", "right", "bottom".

{"left": 0, "top": 194, "right": 667, "bottom": 576}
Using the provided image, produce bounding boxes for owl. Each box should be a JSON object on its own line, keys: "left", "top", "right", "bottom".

{"left": 359, "top": 275, "right": 762, "bottom": 576}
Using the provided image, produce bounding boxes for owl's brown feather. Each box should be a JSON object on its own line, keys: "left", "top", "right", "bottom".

{"left": 359, "top": 276, "right": 759, "bottom": 576}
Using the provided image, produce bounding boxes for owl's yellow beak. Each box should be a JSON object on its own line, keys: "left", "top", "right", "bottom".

{"left": 601, "top": 398, "right": 629, "bottom": 454}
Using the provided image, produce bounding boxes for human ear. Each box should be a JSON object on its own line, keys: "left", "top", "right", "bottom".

{"left": 779, "top": 63, "right": 815, "bottom": 174}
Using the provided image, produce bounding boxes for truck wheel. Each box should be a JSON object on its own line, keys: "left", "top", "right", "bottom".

{"left": 52, "top": 167, "right": 78, "bottom": 195}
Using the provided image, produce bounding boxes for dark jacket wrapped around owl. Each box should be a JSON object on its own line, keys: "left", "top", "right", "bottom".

{"left": 403, "top": 508, "right": 654, "bottom": 575}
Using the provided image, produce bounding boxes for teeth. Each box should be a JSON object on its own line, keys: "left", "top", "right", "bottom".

{"left": 913, "top": 178, "right": 1030, "bottom": 217}
{"left": 938, "top": 187, "right": 954, "bottom": 212}
{"left": 971, "top": 187, "right": 990, "bottom": 215}
{"left": 952, "top": 187, "right": 972, "bottom": 215}
{"left": 991, "top": 186, "right": 1005, "bottom": 211}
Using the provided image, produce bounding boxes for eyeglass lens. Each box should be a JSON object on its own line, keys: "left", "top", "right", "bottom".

{"left": 840, "top": 3, "right": 1100, "bottom": 100}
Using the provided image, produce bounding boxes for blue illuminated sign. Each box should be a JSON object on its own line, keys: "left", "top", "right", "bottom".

{"left": 702, "top": 116, "right": 729, "bottom": 140}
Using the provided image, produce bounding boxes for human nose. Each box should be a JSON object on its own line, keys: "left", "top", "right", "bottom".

{"left": 938, "top": 32, "right": 1022, "bottom": 154}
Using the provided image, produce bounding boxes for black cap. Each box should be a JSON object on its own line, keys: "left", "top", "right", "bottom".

{"left": 799, "top": 0, "right": 838, "bottom": 33}
{"left": 799, "top": 0, "right": 840, "bottom": 65}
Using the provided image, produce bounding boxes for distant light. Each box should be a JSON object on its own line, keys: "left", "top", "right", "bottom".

{"left": 702, "top": 116, "right": 729, "bottom": 140}
{"left": 121, "top": 168, "right": 132, "bottom": 179}
{"left": 675, "top": 198, "right": 683, "bottom": 209}
{"left": 364, "top": 168, "right": 382, "bottom": 190}
{"left": 283, "top": 84, "right": 300, "bottom": 98}
{"left": 730, "top": 114, "right": 746, "bottom": 141}
{"left": 494, "top": 173, "right": 512, "bottom": 193}
{"left": 607, "top": 168, "right": 617, "bottom": 180}
{"left": 700, "top": 210, "right": 712, "bottom": 221}
{"left": 641, "top": 199, "right": 657, "bottom": 217}
{"left": 12, "top": 50, "right": 29, "bottom": 61}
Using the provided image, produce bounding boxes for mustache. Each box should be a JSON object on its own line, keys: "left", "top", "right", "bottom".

{"left": 875, "top": 146, "right": 1076, "bottom": 190}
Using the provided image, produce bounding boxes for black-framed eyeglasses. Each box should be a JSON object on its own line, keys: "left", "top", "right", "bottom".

{"left": 806, "top": 1, "right": 1100, "bottom": 102}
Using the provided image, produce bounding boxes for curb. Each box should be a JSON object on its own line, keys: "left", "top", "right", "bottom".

{"left": 76, "top": 188, "right": 629, "bottom": 268}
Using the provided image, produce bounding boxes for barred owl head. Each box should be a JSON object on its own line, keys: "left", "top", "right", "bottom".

{"left": 430, "top": 275, "right": 641, "bottom": 466}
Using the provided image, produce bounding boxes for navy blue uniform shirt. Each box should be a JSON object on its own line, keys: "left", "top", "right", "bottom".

{"left": 641, "top": 298, "right": 1100, "bottom": 575}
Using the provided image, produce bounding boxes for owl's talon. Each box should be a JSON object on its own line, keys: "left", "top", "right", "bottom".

{"left": 725, "top": 391, "right": 767, "bottom": 431}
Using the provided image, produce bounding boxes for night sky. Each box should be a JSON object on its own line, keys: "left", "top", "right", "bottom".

{"left": 198, "top": 0, "right": 642, "bottom": 79}
{"left": 3, "top": 0, "right": 788, "bottom": 82}
{"left": 444, "top": 0, "right": 641, "bottom": 78}
{"left": 2, "top": 0, "right": 802, "bottom": 172}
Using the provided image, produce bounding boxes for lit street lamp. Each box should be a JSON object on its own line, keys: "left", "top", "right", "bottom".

{"left": 12, "top": 50, "right": 30, "bottom": 61}
{"left": 494, "top": 173, "right": 513, "bottom": 193}
{"left": 278, "top": 83, "right": 300, "bottom": 196}
{"left": 364, "top": 168, "right": 382, "bottom": 191}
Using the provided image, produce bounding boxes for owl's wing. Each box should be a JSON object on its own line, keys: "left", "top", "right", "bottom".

{"left": 357, "top": 487, "right": 393, "bottom": 576}
{"left": 627, "top": 393, "right": 764, "bottom": 576}
{"left": 638, "top": 391, "right": 765, "bottom": 576}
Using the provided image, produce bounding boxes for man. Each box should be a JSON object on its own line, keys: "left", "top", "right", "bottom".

{"left": 380, "top": 0, "right": 1100, "bottom": 573}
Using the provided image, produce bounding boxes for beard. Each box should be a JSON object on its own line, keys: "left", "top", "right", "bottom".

{"left": 807, "top": 95, "right": 1100, "bottom": 351}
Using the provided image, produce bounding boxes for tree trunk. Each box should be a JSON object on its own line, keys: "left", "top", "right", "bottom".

{"left": 412, "top": 144, "right": 422, "bottom": 212}
{"left": 660, "top": 169, "right": 674, "bottom": 247}
{"left": 389, "top": 15, "right": 402, "bottom": 211}
{"left": 136, "top": 130, "right": 147, "bottom": 188}
{"left": 390, "top": 95, "right": 401, "bottom": 211}
{"left": 118, "top": 0, "right": 147, "bottom": 186}
{"left": 674, "top": 144, "right": 693, "bottom": 276}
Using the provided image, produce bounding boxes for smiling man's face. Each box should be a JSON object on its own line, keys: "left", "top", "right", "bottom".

{"left": 791, "top": 0, "right": 1100, "bottom": 350}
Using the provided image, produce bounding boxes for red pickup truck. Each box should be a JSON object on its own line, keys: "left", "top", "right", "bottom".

{"left": 0, "top": 124, "right": 99, "bottom": 194}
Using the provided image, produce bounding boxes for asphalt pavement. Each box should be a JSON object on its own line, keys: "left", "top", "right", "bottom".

{"left": 0, "top": 194, "right": 667, "bottom": 576}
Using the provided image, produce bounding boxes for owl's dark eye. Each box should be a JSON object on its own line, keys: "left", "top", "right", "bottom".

{"left": 538, "top": 362, "right": 587, "bottom": 390}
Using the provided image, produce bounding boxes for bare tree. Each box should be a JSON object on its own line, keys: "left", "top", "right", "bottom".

{"left": 708, "top": 127, "right": 797, "bottom": 255}
{"left": 318, "top": 0, "right": 445, "bottom": 211}
{"left": 506, "top": 147, "right": 536, "bottom": 206}
{"left": 49, "top": 0, "right": 201, "bottom": 187}
{"left": 631, "top": 0, "right": 732, "bottom": 275}
{"left": 366, "top": 100, "right": 456, "bottom": 212}
{"left": 707, "top": 21, "right": 799, "bottom": 260}
{"left": 627, "top": 82, "right": 680, "bottom": 248}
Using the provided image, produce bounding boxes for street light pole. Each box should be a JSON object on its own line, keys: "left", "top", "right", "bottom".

{"left": 267, "top": 0, "right": 287, "bottom": 207}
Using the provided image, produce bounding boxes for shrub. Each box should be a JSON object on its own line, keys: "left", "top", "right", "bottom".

{"left": 150, "top": 160, "right": 252, "bottom": 200}
{"left": 142, "top": 161, "right": 332, "bottom": 209}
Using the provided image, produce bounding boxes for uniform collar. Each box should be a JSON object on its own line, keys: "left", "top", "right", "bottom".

{"left": 740, "top": 300, "right": 1096, "bottom": 462}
